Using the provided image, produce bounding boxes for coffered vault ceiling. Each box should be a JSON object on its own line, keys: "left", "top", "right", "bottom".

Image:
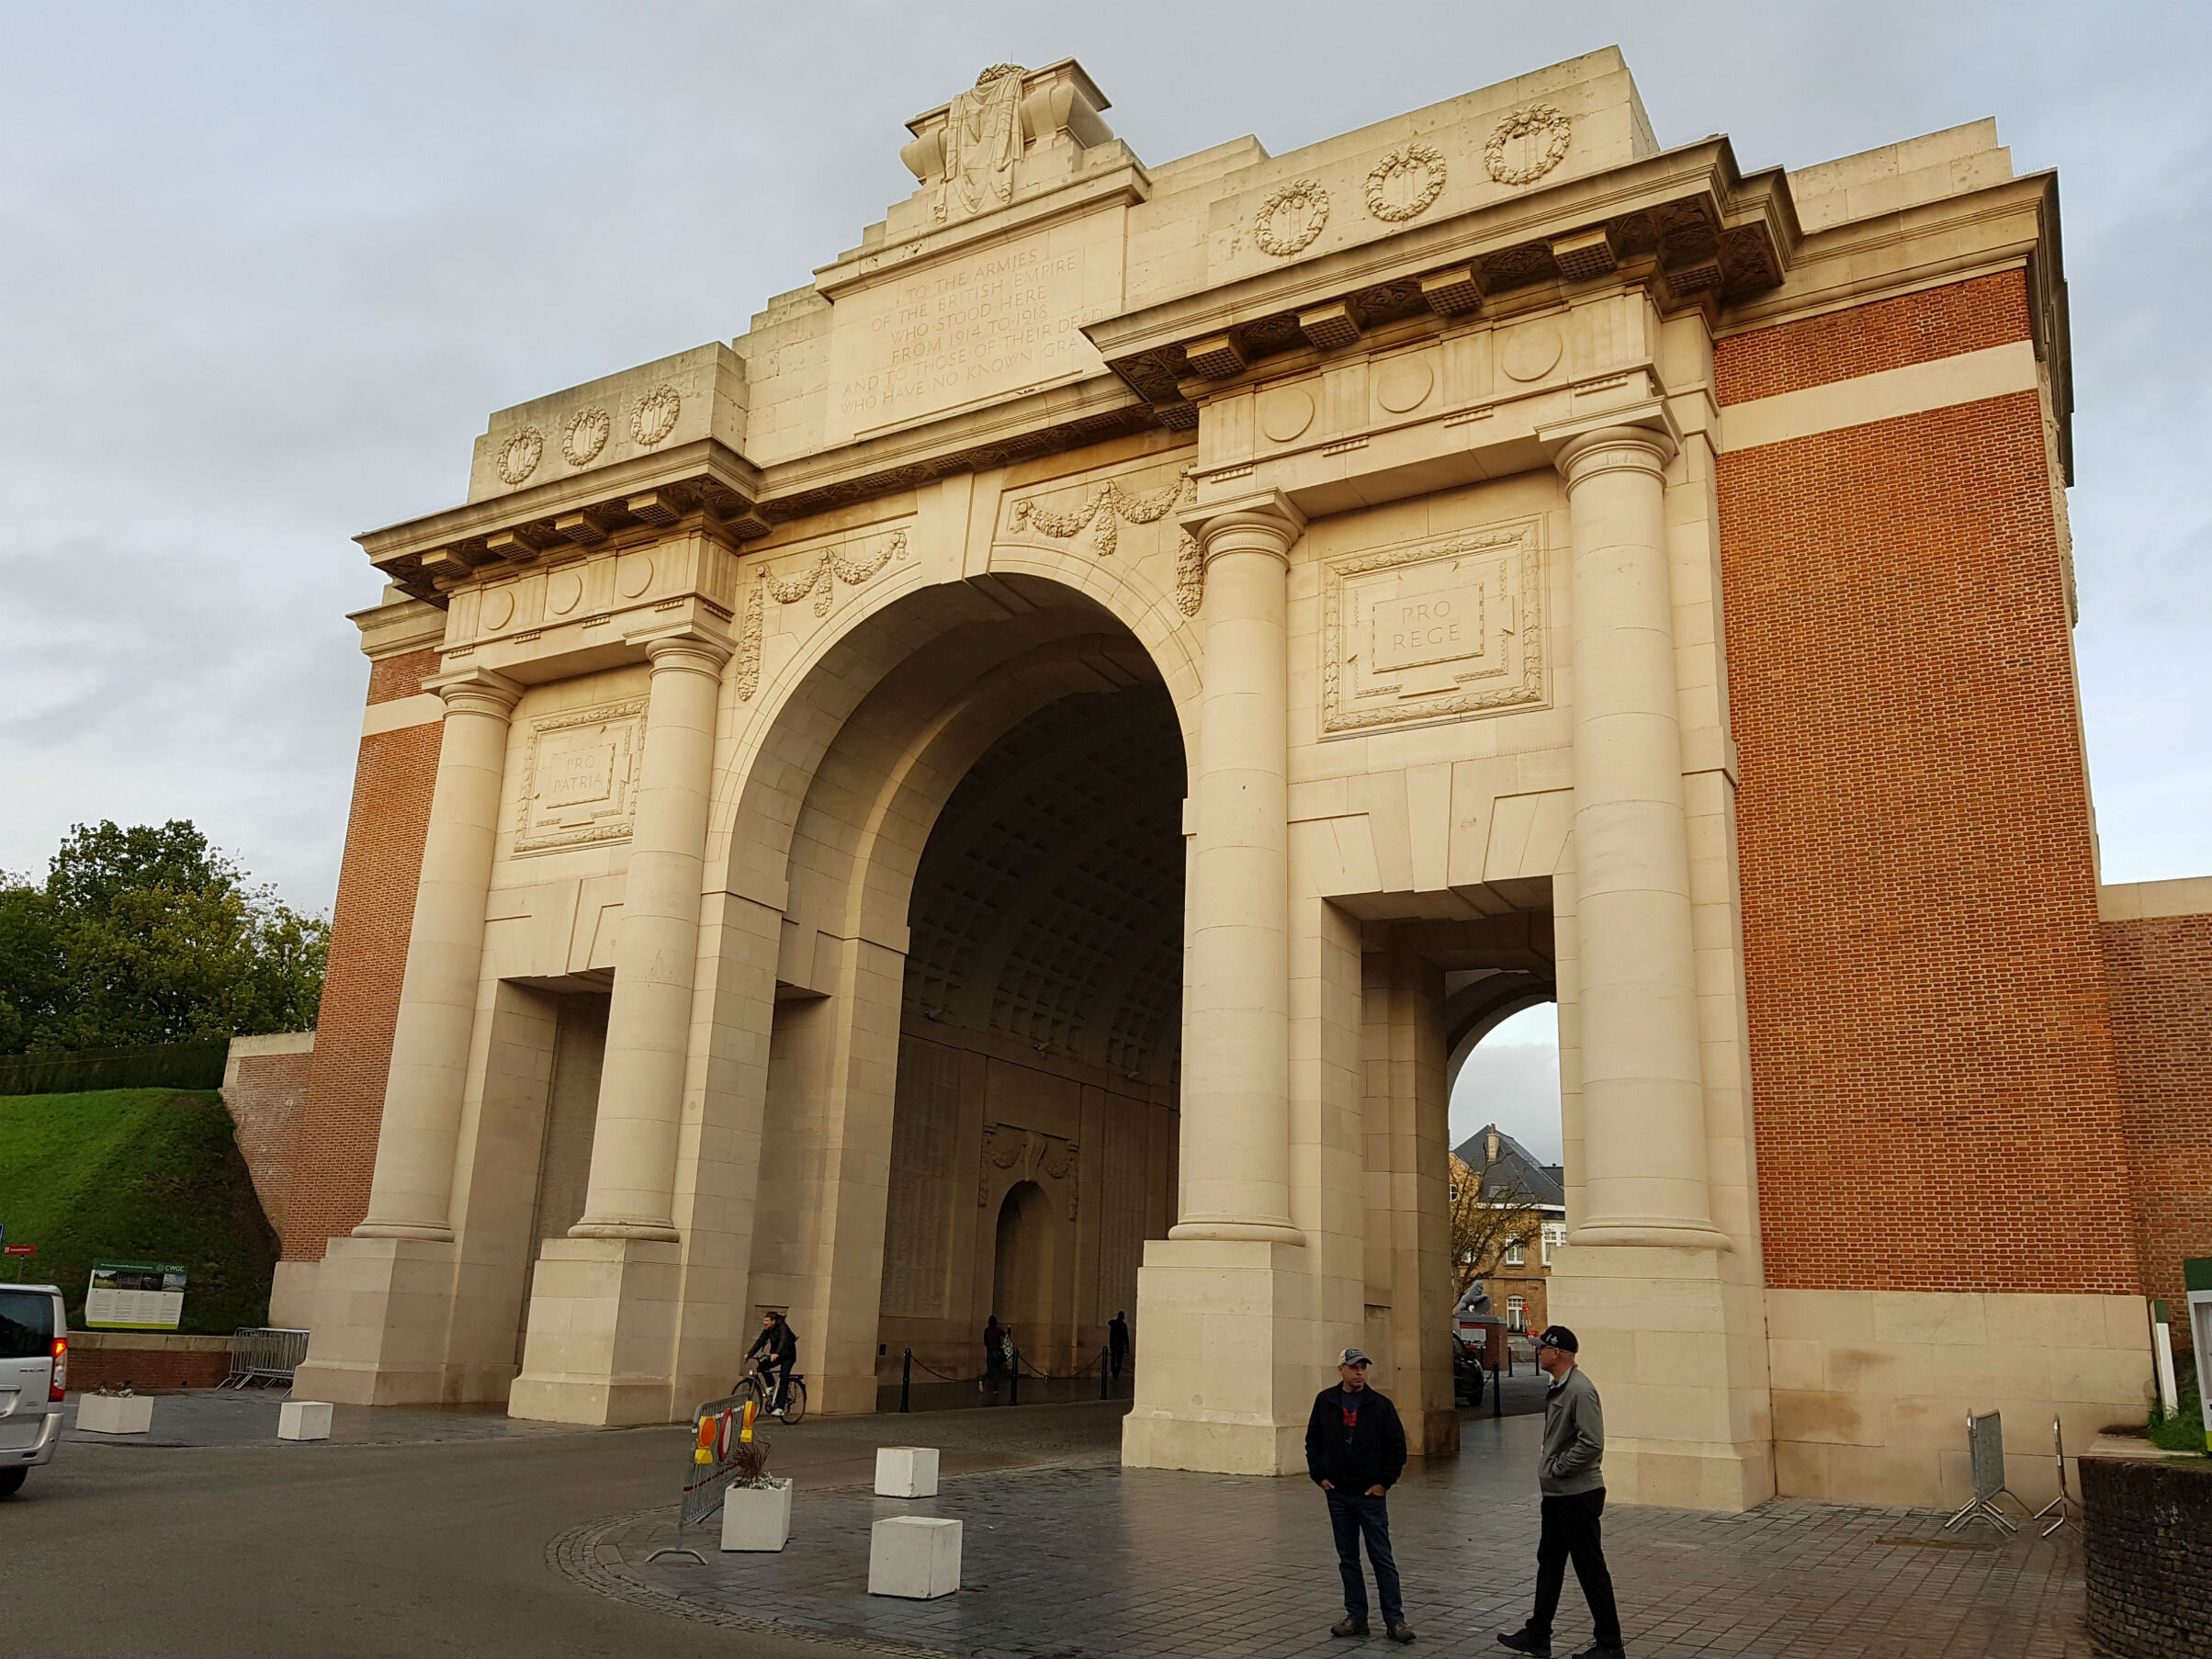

{"left": 904, "top": 680, "right": 1187, "bottom": 1085}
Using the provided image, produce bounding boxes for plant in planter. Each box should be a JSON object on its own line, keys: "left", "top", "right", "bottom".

{"left": 720, "top": 1404, "right": 795, "bottom": 1552}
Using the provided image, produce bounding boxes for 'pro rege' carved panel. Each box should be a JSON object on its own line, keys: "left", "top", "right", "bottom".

{"left": 1320, "top": 519, "right": 1547, "bottom": 734}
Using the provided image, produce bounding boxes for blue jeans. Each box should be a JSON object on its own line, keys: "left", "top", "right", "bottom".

{"left": 1326, "top": 1488, "right": 1403, "bottom": 1626}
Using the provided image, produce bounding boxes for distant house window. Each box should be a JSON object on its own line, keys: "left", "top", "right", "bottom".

{"left": 1540, "top": 1223, "right": 1566, "bottom": 1267}
{"left": 1504, "top": 1238, "right": 1525, "bottom": 1267}
{"left": 1507, "top": 1295, "right": 1527, "bottom": 1332}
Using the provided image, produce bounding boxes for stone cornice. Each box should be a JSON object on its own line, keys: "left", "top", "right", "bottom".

{"left": 348, "top": 592, "right": 446, "bottom": 659}
{"left": 1085, "top": 138, "right": 1799, "bottom": 421}
{"left": 358, "top": 438, "right": 763, "bottom": 603}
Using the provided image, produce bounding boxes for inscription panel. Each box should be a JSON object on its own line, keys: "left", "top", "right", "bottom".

{"left": 826, "top": 208, "right": 1123, "bottom": 443}
{"left": 514, "top": 701, "right": 645, "bottom": 853}
{"left": 1321, "top": 519, "right": 1547, "bottom": 734}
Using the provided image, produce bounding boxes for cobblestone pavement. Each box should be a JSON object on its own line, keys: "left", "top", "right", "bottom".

{"left": 565, "top": 1411, "right": 2088, "bottom": 1659}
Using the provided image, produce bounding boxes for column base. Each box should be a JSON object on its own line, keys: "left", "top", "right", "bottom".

{"left": 1547, "top": 1244, "right": 1775, "bottom": 1512}
{"left": 291, "top": 1235, "right": 460, "bottom": 1406}
{"left": 1120, "top": 1238, "right": 1323, "bottom": 1476}
{"left": 508, "top": 1236, "right": 684, "bottom": 1426}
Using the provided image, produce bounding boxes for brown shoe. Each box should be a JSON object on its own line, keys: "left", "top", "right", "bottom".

{"left": 1332, "top": 1617, "right": 1370, "bottom": 1638}
{"left": 1388, "top": 1624, "right": 1417, "bottom": 1643}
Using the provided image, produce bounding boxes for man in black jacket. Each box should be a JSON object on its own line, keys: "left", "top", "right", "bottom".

{"left": 1305, "top": 1347, "right": 1416, "bottom": 1643}
{"left": 745, "top": 1311, "right": 796, "bottom": 1416}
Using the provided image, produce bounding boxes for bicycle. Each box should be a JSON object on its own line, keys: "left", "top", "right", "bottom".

{"left": 730, "top": 1356, "right": 807, "bottom": 1424}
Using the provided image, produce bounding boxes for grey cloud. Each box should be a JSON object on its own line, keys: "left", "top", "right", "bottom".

{"left": 2, "top": 0, "right": 2206, "bottom": 908}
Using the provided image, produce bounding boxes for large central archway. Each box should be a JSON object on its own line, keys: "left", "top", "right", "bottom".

{"left": 714, "top": 566, "right": 1191, "bottom": 1415}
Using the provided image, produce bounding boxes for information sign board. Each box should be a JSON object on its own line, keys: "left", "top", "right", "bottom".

{"left": 85, "top": 1261, "right": 187, "bottom": 1330}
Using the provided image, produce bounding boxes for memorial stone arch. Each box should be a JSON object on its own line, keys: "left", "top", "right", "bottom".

{"left": 285, "top": 50, "right": 2172, "bottom": 1515}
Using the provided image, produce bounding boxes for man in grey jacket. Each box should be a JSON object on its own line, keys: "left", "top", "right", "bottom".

{"left": 1496, "top": 1326, "right": 1623, "bottom": 1659}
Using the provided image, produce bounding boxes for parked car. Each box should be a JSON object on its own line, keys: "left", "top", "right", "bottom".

{"left": 1451, "top": 1336, "right": 1487, "bottom": 1406}
{"left": 0, "top": 1283, "right": 67, "bottom": 1495}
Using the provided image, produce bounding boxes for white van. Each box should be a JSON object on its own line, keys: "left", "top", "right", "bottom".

{"left": 0, "top": 1283, "right": 67, "bottom": 1495}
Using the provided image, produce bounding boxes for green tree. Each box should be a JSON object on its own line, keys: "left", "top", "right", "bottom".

{"left": 0, "top": 820, "right": 328, "bottom": 1055}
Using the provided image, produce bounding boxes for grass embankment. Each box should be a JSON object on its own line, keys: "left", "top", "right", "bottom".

{"left": 0, "top": 1089, "right": 276, "bottom": 1332}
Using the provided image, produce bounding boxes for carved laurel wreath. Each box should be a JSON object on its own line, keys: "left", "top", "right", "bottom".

{"left": 1365, "top": 143, "right": 1446, "bottom": 222}
{"left": 495, "top": 427, "right": 544, "bottom": 486}
{"left": 562, "top": 407, "right": 610, "bottom": 468}
{"left": 631, "top": 384, "right": 682, "bottom": 447}
{"left": 1253, "top": 178, "right": 1330, "bottom": 256}
{"left": 735, "top": 528, "right": 908, "bottom": 702}
{"left": 1484, "top": 105, "right": 1573, "bottom": 187}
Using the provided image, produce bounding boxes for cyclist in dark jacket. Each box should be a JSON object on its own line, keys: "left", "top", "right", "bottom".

{"left": 1304, "top": 1347, "right": 1415, "bottom": 1643}
{"left": 746, "top": 1312, "right": 797, "bottom": 1415}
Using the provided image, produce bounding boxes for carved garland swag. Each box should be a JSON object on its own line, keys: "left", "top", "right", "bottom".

{"left": 1008, "top": 469, "right": 1206, "bottom": 618}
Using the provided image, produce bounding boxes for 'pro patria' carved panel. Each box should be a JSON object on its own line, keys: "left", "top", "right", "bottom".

{"left": 514, "top": 700, "right": 645, "bottom": 852}
{"left": 1321, "top": 520, "right": 1547, "bottom": 734}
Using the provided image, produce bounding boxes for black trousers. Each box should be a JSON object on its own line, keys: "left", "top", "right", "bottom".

{"left": 1108, "top": 1347, "right": 1126, "bottom": 1379}
{"left": 1529, "top": 1488, "right": 1621, "bottom": 1651}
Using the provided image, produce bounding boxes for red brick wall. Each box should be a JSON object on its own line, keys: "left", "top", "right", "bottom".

{"left": 223, "top": 1048, "right": 312, "bottom": 1235}
{"left": 1718, "top": 271, "right": 2139, "bottom": 1295}
{"left": 284, "top": 647, "right": 443, "bottom": 1260}
{"left": 1715, "top": 271, "right": 2032, "bottom": 404}
{"left": 2102, "top": 912, "right": 2212, "bottom": 1340}
{"left": 67, "top": 1342, "right": 230, "bottom": 1392}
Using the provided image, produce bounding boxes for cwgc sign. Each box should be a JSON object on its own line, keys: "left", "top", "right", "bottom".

{"left": 826, "top": 209, "right": 1123, "bottom": 444}
{"left": 85, "top": 1261, "right": 187, "bottom": 1331}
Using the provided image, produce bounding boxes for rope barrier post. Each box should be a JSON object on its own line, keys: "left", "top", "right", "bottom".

{"left": 901, "top": 1348, "right": 912, "bottom": 1414}
{"left": 1100, "top": 1345, "right": 1109, "bottom": 1400}
{"left": 1010, "top": 1348, "right": 1021, "bottom": 1407}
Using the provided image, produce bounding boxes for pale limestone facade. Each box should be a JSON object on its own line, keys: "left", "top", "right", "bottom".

{"left": 288, "top": 51, "right": 2159, "bottom": 1511}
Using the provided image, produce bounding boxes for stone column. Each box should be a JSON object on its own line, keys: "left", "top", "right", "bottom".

{"left": 1171, "top": 496, "right": 1305, "bottom": 1246}
{"left": 354, "top": 667, "right": 523, "bottom": 1240}
{"left": 572, "top": 631, "right": 731, "bottom": 1238}
{"left": 1555, "top": 427, "right": 1728, "bottom": 1249}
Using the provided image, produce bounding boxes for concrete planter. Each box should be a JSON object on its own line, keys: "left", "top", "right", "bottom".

{"left": 77, "top": 1394, "right": 153, "bottom": 1435}
{"left": 719, "top": 1479, "right": 793, "bottom": 1552}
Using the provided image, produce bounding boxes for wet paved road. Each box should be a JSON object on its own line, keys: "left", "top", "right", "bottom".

{"left": 7, "top": 1391, "right": 2086, "bottom": 1658}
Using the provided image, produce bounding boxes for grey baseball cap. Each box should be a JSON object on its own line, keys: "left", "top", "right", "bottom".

{"left": 1337, "top": 1347, "right": 1372, "bottom": 1367}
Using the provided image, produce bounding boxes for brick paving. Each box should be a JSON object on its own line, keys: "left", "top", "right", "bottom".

{"left": 556, "top": 1410, "right": 2089, "bottom": 1658}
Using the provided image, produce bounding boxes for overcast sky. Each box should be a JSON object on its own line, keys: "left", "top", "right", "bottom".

{"left": 4, "top": 0, "right": 2205, "bottom": 955}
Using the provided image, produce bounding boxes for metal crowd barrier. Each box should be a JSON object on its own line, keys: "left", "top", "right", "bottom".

{"left": 220, "top": 1326, "right": 310, "bottom": 1389}
{"left": 1944, "top": 1409, "right": 2022, "bottom": 1533}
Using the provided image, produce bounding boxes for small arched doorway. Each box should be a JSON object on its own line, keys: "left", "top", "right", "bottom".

{"left": 991, "top": 1180, "right": 1060, "bottom": 1359}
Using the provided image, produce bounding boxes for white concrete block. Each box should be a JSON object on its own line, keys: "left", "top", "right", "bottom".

{"left": 869, "top": 1515, "right": 962, "bottom": 1598}
{"left": 874, "top": 1445, "right": 940, "bottom": 1498}
{"left": 720, "top": 1480, "right": 793, "bottom": 1552}
{"left": 278, "top": 1400, "right": 333, "bottom": 1440}
{"left": 76, "top": 1394, "right": 152, "bottom": 1435}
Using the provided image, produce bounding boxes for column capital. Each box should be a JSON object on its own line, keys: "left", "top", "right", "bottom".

{"left": 632, "top": 623, "right": 735, "bottom": 678}
{"left": 1554, "top": 424, "right": 1680, "bottom": 492}
{"left": 1180, "top": 489, "right": 1306, "bottom": 565}
{"left": 422, "top": 665, "right": 524, "bottom": 720}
